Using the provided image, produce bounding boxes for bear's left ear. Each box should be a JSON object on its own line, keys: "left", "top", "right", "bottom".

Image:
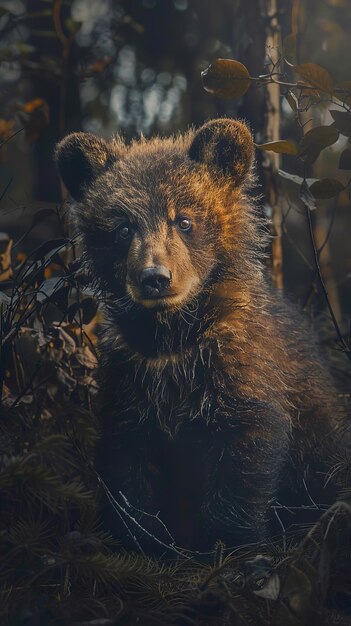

{"left": 188, "top": 118, "right": 254, "bottom": 186}
{"left": 55, "top": 132, "right": 117, "bottom": 201}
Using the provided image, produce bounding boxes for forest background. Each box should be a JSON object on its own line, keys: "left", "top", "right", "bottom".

{"left": 0, "top": 1, "right": 351, "bottom": 625}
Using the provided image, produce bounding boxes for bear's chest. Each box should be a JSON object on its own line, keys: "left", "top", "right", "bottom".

{"left": 123, "top": 349, "right": 217, "bottom": 435}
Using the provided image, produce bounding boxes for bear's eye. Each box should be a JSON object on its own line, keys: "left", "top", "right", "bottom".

{"left": 116, "top": 222, "right": 133, "bottom": 240}
{"left": 177, "top": 217, "right": 192, "bottom": 232}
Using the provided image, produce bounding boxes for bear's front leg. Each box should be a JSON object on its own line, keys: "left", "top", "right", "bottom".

{"left": 95, "top": 413, "right": 170, "bottom": 551}
{"left": 199, "top": 399, "right": 290, "bottom": 549}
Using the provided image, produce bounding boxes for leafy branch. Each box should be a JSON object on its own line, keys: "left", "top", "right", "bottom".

{"left": 201, "top": 48, "right": 351, "bottom": 361}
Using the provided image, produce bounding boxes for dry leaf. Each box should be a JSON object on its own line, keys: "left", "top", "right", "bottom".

{"left": 256, "top": 140, "right": 298, "bottom": 155}
{"left": 295, "top": 62, "right": 334, "bottom": 95}
{"left": 201, "top": 59, "right": 251, "bottom": 99}
{"left": 0, "top": 239, "right": 13, "bottom": 282}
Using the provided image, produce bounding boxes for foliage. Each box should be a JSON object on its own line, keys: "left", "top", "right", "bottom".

{"left": 202, "top": 57, "right": 351, "bottom": 192}
{"left": 201, "top": 39, "right": 351, "bottom": 362}
{"left": 1, "top": 280, "right": 351, "bottom": 626}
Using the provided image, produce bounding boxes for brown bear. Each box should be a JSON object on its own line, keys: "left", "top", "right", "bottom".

{"left": 55, "top": 119, "right": 346, "bottom": 552}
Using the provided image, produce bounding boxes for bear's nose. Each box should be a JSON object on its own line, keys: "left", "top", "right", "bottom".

{"left": 140, "top": 266, "right": 172, "bottom": 298}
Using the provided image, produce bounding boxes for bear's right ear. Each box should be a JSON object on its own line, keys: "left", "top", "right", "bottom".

{"left": 188, "top": 118, "right": 254, "bottom": 186}
{"left": 55, "top": 132, "right": 115, "bottom": 201}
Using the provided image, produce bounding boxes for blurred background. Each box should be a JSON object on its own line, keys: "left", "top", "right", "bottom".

{"left": 0, "top": 0, "right": 350, "bottom": 334}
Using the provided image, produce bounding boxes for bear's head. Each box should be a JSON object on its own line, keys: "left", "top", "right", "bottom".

{"left": 55, "top": 119, "right": 257, "bottom": 313}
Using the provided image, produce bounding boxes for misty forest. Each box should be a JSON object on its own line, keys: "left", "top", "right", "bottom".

{"left": 1, "top": 1, "right": 351, "bottom": 624}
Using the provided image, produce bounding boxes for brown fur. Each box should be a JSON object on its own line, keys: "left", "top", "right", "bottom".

{"left": 56, "top": 119, "right": 346, "bottom": 552}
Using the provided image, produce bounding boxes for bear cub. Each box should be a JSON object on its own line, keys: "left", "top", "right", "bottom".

{"left": 56, "top": 119, "right": 345, "bottom": 552}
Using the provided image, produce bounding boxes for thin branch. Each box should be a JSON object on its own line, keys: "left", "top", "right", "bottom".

{"left": 303, "top": 194, "right": 351, "bottom": 362}
{"left": 0, "top": 128, "right": 24, "bottom": 149}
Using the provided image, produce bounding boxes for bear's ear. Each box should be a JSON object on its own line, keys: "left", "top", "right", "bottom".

{"left": 55, "top": 132, "right": 116, "bottom": 201}
{"left": 188, "top": 118, "right": 254, "bottom": 186}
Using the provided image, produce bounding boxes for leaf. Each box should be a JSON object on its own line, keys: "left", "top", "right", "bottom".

{"left": 33, "top": 238, "right": 68, "bottom": 261}
{"left": 256, "top": 140, "right": 298, "bottom": 155}
{"left": 53, "top": 286, "right": 70, "bottom": 311}
{"left": 38, "top": 285, "right": 69, "bottom": 311}
{"left": 296, "top": 82, "right": 321, "bottom": 102}
{"left": 285, "top": 91, "right": 299, "bottom": 113}
{"left": 0, "top": 239, "right": 13, "bottom": 281}
{"left": 278, "top": 170, "right": 304, "bottom": 185}
{"left": 330, "top": 109, "right": 351, "bottom": 137}
{"left": 201, "top": 59, "right": 251, "bottom": 99}
{"left": 68, "top": 298, "right": 97, "bottom": 325}
{"left": 295, "top": 63, "right": 334, "bottom": 95}
{"left": 36, "top": 277, "right": 67, "bottom": 303}
{"left": 0, "top": 119, "right": 15, "bottom": 141}
{"left": 339, "top": 147, "right": 351, "bottom": 169}
{"left": 81, "top": 298, "right": 98, "bottom": 325}
{"left": 278, "top": 169, "right": 317, "bottom": 187}
{"left": 17, "top": 98, "right": 49, "bottom": 142}
{"left": 81, "top": 56, "right": 113, "bottom": 77}
{"left": 67, "top": 301, "right": 79, "bottom": 323}
{"left": 309, "top": 178, "right": 344, "bottom": 199}
{"left": 21, "top": 98, "right": 46, "bottom": 115}
{"left": 298, "top": 125, "right": 339, "bottom": 164}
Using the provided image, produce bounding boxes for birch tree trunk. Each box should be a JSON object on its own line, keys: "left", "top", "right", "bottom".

{"left": 264, "top": 0, "right": 284, "bottom": 289}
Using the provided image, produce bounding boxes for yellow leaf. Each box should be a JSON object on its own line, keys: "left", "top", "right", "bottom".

{"left": 0, "top": 239, "right": 13, "bottom": 282}
{"left": 17, "top": 99, "right": 50, "bottom": 142}
{"left": 22, "top": 98, "right": 46, "bottom": 114}
{"left": 0, "top": 118, "right": 15, "bottom": 140}
{"left": 201, "top": 59, "right": 251, "bottom": 99}
{"left": 256, "top": 140, "right": 298, "bottom": 155}
{"left": 295, "top": 63, "right": 333, "bottom": 95}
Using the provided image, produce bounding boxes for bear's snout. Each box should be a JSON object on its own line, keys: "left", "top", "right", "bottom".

{"left": 139, "top": 266, "right": 172, "bottom": 298}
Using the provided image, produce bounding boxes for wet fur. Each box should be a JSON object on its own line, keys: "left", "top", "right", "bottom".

{"left": 56, "top": 120, "right": 346, "bottom": 551}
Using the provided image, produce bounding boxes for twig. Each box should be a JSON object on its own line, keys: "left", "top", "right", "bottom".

{"left": 0, "top": 128, "right": 24, "bottom": 149}
{"left": 0, "top": 177, "right": 13, "bottom": 202}
{"left": 303, "top": 189, "right": 351, "bottom": 362}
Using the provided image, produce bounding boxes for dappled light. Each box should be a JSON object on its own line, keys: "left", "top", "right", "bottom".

{"left": 0, "top": 1, "right": 351, "bottom": 625}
